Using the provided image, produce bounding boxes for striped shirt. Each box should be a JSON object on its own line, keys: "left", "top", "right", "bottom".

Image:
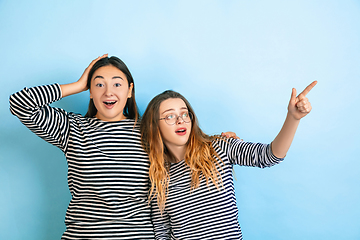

{"left": 10, "top": 84, "right": 155, "bottom": 239}
{"left": 151, "top": 138, "right": 283, "bottom": 240}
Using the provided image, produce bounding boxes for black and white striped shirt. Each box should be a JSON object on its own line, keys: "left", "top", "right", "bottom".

{"left": 151, "top": 138, "right": 283, "bottom": 240}
{"left": 10, "top": 84, "right": 155, "bottom": 239}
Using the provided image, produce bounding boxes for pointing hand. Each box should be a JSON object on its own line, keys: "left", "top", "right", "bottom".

{"left": 288, "top": 81, "right": 317, "bottom": 120}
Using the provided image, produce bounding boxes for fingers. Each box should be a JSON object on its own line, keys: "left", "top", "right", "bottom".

{"left": 297, "top": 103, "right": 312, "bottom": 113}
{"left": 92, "top": 54, "right": 108, "bottom": 63}
{"left": 87, "top": 54, "right": 108, "bottom": 69}
{"left": 78, "top": 54, "right": 109, "bottom": 88}
{"left": 98, "top": 53, "right": 108, "bottom": 59}
{"left": 221, "top": 132, "right": 242, "bottom": 140}
{"left": 298, "top": 81, "right": 317, "bottom": 98}
{"left": 222, "top": 132, "right": 236, "bottom": 138}
{"left": 295, "top": 81, "right": 316, "bottom": 112}
{"left": 296, "top": 97, "right": 312, "bottom": 113}
{"left": 288, "top": 81, "right": 316, "bottom": 119}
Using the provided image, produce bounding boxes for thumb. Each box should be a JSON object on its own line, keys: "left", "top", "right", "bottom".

{"left": 291, "top": 88, "right": 297, "bottom": 102}
{"left": 289, "top": 88, "right": 298, "bottom": 107}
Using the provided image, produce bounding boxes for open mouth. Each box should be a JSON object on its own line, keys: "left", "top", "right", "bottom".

{"left": 103, "top": 101, "right": 117, "bottom": 109}
{"left": 175, "top": 128, "right": 187, "bottom": 135}
{"left": 104, "top": 101, "right": 117, "bottom": 106}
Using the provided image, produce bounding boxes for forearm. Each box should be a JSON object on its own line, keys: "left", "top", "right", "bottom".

{"left": 60, "top": 82, "right": 87, "bottom": 98}
{"left": 10, "top": 84, "right": 62, "bottom": 117}
{"left": 271, "top": 112, "right": 300, "bottom": 158}
{"left": 10, "top": 84, "right": 69, "bottom": 150}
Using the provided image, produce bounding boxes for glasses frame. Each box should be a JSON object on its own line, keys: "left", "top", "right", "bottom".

{"left": 159, "top": 111, "right": 193, "bottom": 125}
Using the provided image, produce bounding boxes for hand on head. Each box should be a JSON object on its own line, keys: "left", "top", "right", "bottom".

{"left": 77, "top": 54, "right": 108, "bottom": 91}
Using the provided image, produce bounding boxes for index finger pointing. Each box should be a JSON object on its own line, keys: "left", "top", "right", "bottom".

{"left": 298, "top": 81, "right": 317, "bottom": 97}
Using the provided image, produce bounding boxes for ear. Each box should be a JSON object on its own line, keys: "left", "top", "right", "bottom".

{"left": 128, "top": 83, "right": 134, "bottom": 98}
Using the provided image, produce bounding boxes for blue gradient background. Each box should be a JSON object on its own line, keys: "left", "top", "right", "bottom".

{"left": 1, "top": 1, "right": 359, "bottom": 239}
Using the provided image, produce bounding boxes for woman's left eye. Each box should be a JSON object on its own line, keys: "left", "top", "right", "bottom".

{"left": 182, "top": 112, "right": 189, "bottom": 118}
{"left": 114, "top": 83, "right": 121, "bottom": 87}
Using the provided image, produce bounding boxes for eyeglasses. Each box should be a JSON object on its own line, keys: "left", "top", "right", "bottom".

{"left": 159, "top": 112, "right": 192, "bottom": 125}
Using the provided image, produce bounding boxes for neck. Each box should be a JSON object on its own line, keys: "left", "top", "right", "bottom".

{"left": 165, "top": 145, "right": 186, "bottom": 163}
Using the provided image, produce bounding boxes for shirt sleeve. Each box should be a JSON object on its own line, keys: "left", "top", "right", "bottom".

{"left": 151, "top": 197, "right": 171, "bottom": 240}
{"left": 217, "top": 138, "right": 284, "bottom": 168}
{"left": 9, "top": 83, "right": 70, "bottom": 152}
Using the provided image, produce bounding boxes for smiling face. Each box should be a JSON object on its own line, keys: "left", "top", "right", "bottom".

{"left": 90, "top": 65, "right": 133, "bottom": 122}
{"left": 158, "top": 98, "right": 192, "bottom": 160}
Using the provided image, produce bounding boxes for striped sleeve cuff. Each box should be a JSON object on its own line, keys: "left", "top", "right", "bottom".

{"left": 266, "top": 143, "right": 284, "bottom": 165}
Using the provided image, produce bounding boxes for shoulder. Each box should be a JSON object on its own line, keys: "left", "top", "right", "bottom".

{"left": 211, "top": 137, "right": 238, "bottom": 151}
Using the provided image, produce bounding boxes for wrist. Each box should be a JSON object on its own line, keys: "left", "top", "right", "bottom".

{"left": 60, "top": 82, "right": 87, "bottom": 98}
{"left": 287, "top": 111, "right": 301, "bottom": 121}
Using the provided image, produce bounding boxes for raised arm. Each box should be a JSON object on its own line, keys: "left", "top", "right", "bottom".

{"left": 271, "top": 81, "right": 317, "bottom": 158}
{"left": 9, "top": 54, "right": 107, "bottom": 151}
{"left": 60, "top": 54, "right": 107, "bottom": 97}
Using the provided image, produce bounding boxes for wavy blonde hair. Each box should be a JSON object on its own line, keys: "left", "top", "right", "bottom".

{"left": 140, "top": 90, "right": 223, "bottom": 213}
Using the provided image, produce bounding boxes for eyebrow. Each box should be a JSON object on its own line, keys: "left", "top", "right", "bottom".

{"left": 93, "top": 76, "right": 124, "bottom": 81}
{"left": 161, "top": 107, "right": 188, "bottom": 115}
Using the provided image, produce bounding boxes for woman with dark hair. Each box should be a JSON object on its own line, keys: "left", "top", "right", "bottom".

{"left": 9, "top": 54, "right": 154, "bottom": 239}
{"left": 83, "top": 55, "right": 139, "bottom": 120}
{"left": 140, "top": 81, "right": 316, "bottom": 240}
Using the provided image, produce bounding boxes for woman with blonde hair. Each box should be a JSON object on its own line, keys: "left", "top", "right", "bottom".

{"left": 140, "top": 81, "right": 316, "bottom": 239}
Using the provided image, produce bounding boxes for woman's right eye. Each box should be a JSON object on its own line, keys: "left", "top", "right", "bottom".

{"left": 166, "top": 114, "right": 175, "bottom": 120}
{"left": 95, "top": 83, "right": 104, "bottom": 87}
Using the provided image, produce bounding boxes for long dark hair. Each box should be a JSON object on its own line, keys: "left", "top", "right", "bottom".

{"left": 84, "top": 56, "right": 140, "bottom": 120}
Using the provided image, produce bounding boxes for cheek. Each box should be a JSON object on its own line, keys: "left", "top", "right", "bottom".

{"left": 159, "top": 123, "right": 173, "bottom": 140}
{"left": 159, "top": 122, "right": 168, "bottom": 136}
{"left": 187, "top": 122, "right": 192, "bottom": 134}
{"left": 116, "top": 87, "right": 130, "bottom": 98}
{"left": 90, "top": 88, "right": 101, "bottom": 100}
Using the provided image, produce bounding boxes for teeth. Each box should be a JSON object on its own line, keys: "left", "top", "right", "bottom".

{"left": 104, "top": 101, "right": 116, "bottom": 105}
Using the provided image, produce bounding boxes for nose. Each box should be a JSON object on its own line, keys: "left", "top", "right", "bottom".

{"left": 104, "top": 86, "right": 113, "bottom": 96}
{"left": 176, "top": 115, "right": 185, "bottom": 124}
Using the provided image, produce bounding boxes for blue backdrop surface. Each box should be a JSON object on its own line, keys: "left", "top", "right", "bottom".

{"left": 1, "top": 1, "right": 359, "bottom": 239}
